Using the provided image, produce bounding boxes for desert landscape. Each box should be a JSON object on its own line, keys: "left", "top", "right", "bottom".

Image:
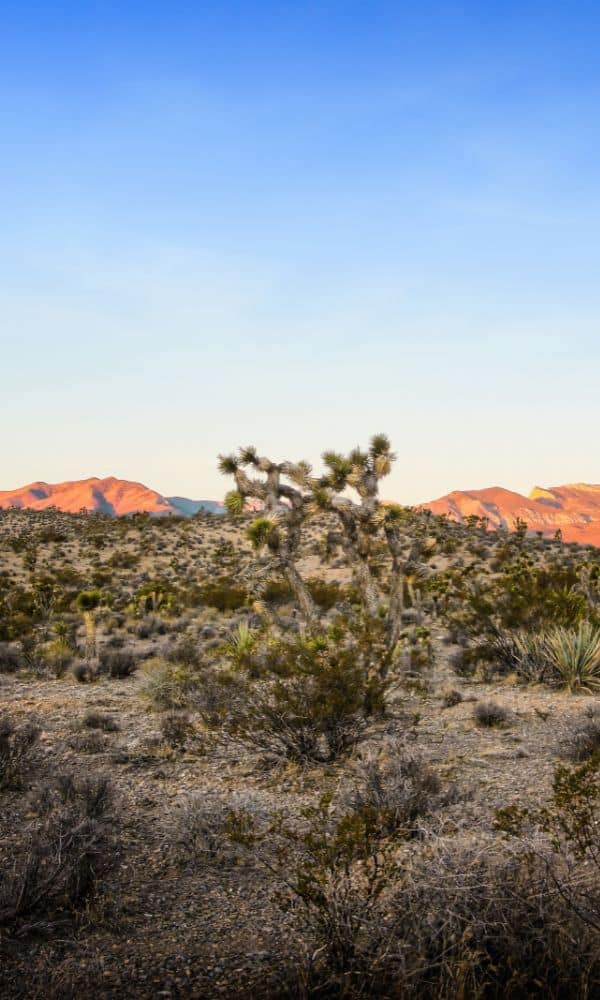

{"left": 2, "top": 437, "right": 600, "bottom": 997}
{"left": 4, "top": 3, "right": 600, "bottom": 997}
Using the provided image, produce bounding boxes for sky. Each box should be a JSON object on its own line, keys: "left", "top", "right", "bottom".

{"left": 2, "top": 1, "right": 600, "bottom": 504}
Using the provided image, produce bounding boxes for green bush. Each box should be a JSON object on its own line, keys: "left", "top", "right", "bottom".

{"left": 222, "top": 632, "right": 387, "bottom": 763}
{"left": 140, "top": 658, "right": 201, "bottom": 711}
{"left": 191, "top": 577, "right": 248, "bottom": 612}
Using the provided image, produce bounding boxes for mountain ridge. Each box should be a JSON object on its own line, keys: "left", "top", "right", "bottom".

{"left": 3, "top": 476, "right": 600, "bottom": 545}
{"left": 421, "top": 482, "right": 600, "bottom": 545}
{"left": 0, "top": 477, "right": 224, "bottom": 518}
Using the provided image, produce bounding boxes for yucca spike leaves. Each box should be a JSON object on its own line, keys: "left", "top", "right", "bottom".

{"left": 382, "top": 503, "right": 406, "bottom": 524}
{"left": 348, "top": 447, "right": 369, "bottom": 468}
{"left": 239, "top": 446, "right": 259, "bottom": 466}
{"left": 224, "top": 490, "right": 244, "bottom": 516}
{"left": 283, "top": 460, "right": 313, "bottom": 488}
{"left": 246, "top": 516, "right": 278, "bottom": 551}
{"left": 218, "top": 454, "right": 239, "bottom": 475}
{"left": 311, "top": 485, "right": 332, "bottom": 510}
{"left": 369, "top": 433, "right": 393, "bottom": 458}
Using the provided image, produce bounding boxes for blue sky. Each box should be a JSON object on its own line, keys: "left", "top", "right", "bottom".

{"left": 2, "top": 2, "right": 600, "bottom": 502}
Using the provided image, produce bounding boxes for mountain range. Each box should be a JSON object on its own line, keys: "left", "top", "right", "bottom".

{"left": 0, "top": 477, "right": 224, "bottom": 518}
{"left": 2, "top": 476, "right": 600, "bottom": 546}
{"left": 423, "top": 483, "right": 600, "bottom": 546}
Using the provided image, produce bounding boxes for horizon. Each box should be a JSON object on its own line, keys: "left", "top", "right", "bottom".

{"left": 3, "top": 3, "right": 600, "bottom": 503}
{"left": 3, "top": 470, "right": 600, "bottom": 508}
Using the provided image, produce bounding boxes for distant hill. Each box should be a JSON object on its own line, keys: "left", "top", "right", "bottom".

{"left": 422, "top": 483, "right": 600, "bottom": 545}
{"left": 0, "top": 477, "right": 225, "bottom": 517}
{"left": 167, "top": 497, "right": 225, "bottom": 516}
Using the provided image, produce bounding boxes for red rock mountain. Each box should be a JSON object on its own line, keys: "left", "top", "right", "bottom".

{"left": 0, "top": 477, "right": 208, "bottom": 517}
{"left": 422, "top": 484, "right": 600, "bottom": 546}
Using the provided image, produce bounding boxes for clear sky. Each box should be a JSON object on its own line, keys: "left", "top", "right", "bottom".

{"left": 2, "top": 2, "right": 600, "bottom": 503}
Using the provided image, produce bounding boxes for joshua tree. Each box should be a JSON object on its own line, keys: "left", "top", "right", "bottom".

{"left": 381, "top": 505, "right": 436, "bottom": 649}
{"left": 218, "top": 448, "right": 318, "bottom": 626}
{"left": 218, "top": 436, "right": 434, "bottom": 654}
{"left": 307, "top": 434, "right": 396, "bottom": 620}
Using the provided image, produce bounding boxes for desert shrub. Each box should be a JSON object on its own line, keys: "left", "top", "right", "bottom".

{"left": 381, "top": 841, "right": 599, "bottom": 998}
{"left": 98, "top": 648, "right": 139, "bottom": 678}
{"left": 192, "top": 668, "right": 247, "bottom": 727}
{"left": 68, "top": 731, "right": 106, "bottom": 753}
{"left": 159, "top": 710, "right": 195, "bottom": 748}
{"left": 441, "top": 688, "right": 463, "bottom": 707}
{"left": 447, "top": 645, "right": 476, "bottom": 676}
{"left": 477, "top": 622, "right": 600, "bottom": 692}
{"left": 269, "top": 829, "right": 600, "bottom": 998}
{"left": 72, "top": 662, "right": 97, "bottom": 684}
{"left": 37, "top": 637, "right": 75, "bottom": 678}
{"left": 0, "top": 713, "right": 40, "bottom": 789}
{"left": 473, "top": 701, "right": 512, "bottom": 728}
{"left": 142, "top": 652, "right": 242, "bottom": 732}
{"left": 135, "top": 615, "right": 168, "bottom": 638}
{"left": 482, "top": 628, "right": 550, "bottom": 682}
{"left": 261, "top": 578, "right": 293, "bottom": 604}
{"left": 165, "top": 635, "right": 202, "bottom": 667}
{"left": 222, "top": 632, "right": 387, "bottom": 764}
{"left": 192, "top": 577, "right": 248, "bottom": 612}
{"left": 448, "top": 562, "right": 592, "bottom": 641}
{"left": 170, "top": 790, "right": 271, "bottom": 865}
{"left": 260, "top": 577, "right": 353, "bottom": 611}
{"left": 222, "top": 621, "right": 261, "bottom": 676}
{"left": 561, "top": 713, "right": 600, "bottom": 762}
{"left": 105, "top": 634, "right": 125, "bottom": 647}
{"left": 0, "top": 773, "right": 115, "bottom": 934}
{"left": 497, "top": 623, "right": 600, "bottom": 692}
{"left": 0, "top": 642, "right": 22, "bottom": 674}
{"left": 336, "top": 746, "right": 441, "bottom": 838}
{"left": 107, "top": 550, "right": 140, "bottom": 569}
{"left": 497, "top": 758, "right": 600, "bottom": 941}
{"left": 251, "top": 793, "right": 399, "bottom": 988}
{"left": 36, "top": 527, "right": 66, "bottom": 544}
{"left": 82, "top": 711, "right": 120, "bottom": 733}
{"left": 140, "top": 657, "right": 201, "bottom": 710}
{"left": 307, "top": 577, "right": 346, "bottom": 611}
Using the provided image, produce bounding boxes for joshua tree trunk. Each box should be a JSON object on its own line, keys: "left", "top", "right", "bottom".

{"left": 83, "top": 610, "right": 97, "bottom": 662}
{"left": 355, "top": 559, "right": 380, "bottom": 620}
{"left": 386, "top": 571, "right": 404, "bottom": 651}
{"left": 328, "top": 504, "right": 381, "bottom": 622}
{"left": 282, "top": 562, "right": 318, "bottom": 627}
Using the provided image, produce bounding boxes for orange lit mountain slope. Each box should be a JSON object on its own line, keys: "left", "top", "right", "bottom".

{"left": 0, "top": 477, "right": 182, "bottom": 517}
{"left": 422, "top": 484, "right": 600, "bottom": 545}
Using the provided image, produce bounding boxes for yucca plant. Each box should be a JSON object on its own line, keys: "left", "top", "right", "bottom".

{"left": 542, "top": 622, "right": 600, "bottom": 692}
{"left": 223, "top": 622, "right": 260, "bottom": 676}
